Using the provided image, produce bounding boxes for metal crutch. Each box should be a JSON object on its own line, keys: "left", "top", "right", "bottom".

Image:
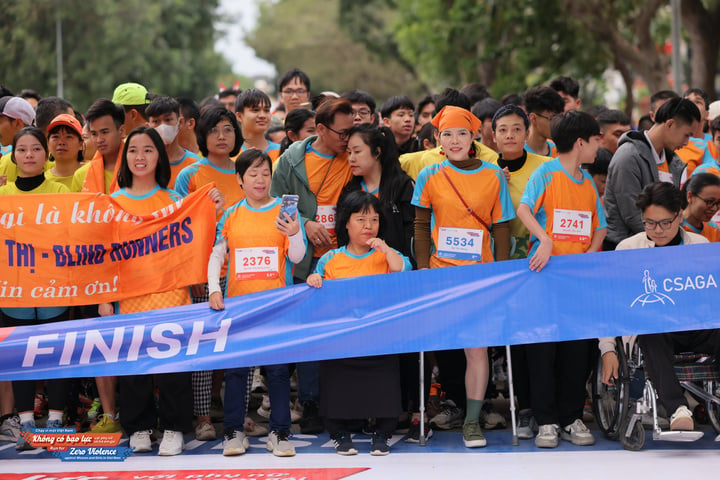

{"left": 506, "top": 345, "right": 519, "bottom": 446}
{"left": 419, "top": 351, "right": 427, "bottom": 446}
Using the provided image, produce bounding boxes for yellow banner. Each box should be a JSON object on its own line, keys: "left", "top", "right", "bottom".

{"left": 0, "top": 185, "right": 216, "bottom": 307}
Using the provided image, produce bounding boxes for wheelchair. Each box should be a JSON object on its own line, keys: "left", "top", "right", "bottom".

{"left": 591, "top": 336, "right": 720, "bottom": 451}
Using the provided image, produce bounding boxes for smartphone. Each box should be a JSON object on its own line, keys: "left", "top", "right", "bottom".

{"left": 279, "top": 194, "right": 299, "bottom": 221}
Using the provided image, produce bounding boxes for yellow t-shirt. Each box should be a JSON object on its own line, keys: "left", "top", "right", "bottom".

{"left": 0, "top": 152, "right": 54, "bottom": 183}
{"left": 488, "top": 151, "right": 550, "bottom": 259}
{"left": 0, "top": 179, "right": 69, "bottom": 195}
{"left": 70, "top": 161, "right": 115, "bottom": 193}
{"left": 399, "top": 141, "right": 499, "bottom": 180}
{"left": 45, "top": 168, "right": 80, "bottom": 190}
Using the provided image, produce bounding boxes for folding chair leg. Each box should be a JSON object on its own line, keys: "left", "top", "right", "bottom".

{"left": 506, "top": 345, "right": 519, "bottom": 446}
{"left": 419, "top": 351, "right": 426, "bottom": 446}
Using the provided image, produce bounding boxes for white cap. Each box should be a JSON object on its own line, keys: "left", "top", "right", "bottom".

{"left": 0, "top": 97, "right": 36, "bottom": 126}
{"left": 709, "top": 100, "right": 720, "bottom": 122}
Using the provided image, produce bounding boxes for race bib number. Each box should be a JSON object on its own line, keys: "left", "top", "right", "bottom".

{"left": 658, "top": 170, "right": 674, "bottom": 184}
{"left": 234, "top": 247, "right": 279, "bottom": 280}
{"left": 315, "top": 204, "right": 337, "bottom": 235}
{"left": 552, "top": 209, "right": 592, "bottom": 242}
{"left": 437, "top": 227, "right": 484, "bottom": 261}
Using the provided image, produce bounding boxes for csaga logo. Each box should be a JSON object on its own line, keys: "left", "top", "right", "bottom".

{"left": 630, "top": 269, "right": 717, "bottom": 307}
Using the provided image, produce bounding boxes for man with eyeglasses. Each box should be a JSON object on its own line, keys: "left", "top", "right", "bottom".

{"left": 524, "top": 86, "right": 564, "bottom": 158}
{"left": 270, "top": 98, "right": 354, "bottom": 435}
{"left": 603, "top": 97, "right": 701, "bottom": 250}
{"left": 340, "top": 89, "right": 377, "bottom": 127}
{"left": 278, "top": 68, "right": 311, "bottom": 113}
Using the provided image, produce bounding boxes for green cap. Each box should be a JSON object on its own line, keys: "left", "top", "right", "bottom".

{"left": 112, "top": 82, "right": 150, "bottom": 106}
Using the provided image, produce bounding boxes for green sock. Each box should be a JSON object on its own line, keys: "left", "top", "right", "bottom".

{"left": 465, "top": 399, "right": 484, "bottom": 424}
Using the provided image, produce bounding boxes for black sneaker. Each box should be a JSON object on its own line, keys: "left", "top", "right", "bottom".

{"left": 331, "top": 432, "right": 358, "bottom": 455}
{"left": 370, "top": 433, "right": 390, "bottom": 456}
{"left": 405, "top": 418, "right": 433, "bottom": 443}
{"left": 299, "top": 401, "right": 324, "bottom": 434}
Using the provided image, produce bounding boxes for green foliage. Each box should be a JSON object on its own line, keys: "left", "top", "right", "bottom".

{"left": 247, "top": 0, "right": 427, "bottom": 102}
{"left": 0, "top": 0, "right": 232, "bottom": 111}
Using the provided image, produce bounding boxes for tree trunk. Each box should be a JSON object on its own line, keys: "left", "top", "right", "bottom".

{"left": 680, "top": 0, "right": 720, "bottom": 98}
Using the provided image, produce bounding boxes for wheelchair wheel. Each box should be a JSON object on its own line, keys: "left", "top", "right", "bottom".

{"left": 592, "top": 337, "right": 630, "bottom": 439}
{"left": 619, "top": 414, "right": 645, "bottom": 451}
{"left": 706, "top": 381, "right": 720, "bottom": 434}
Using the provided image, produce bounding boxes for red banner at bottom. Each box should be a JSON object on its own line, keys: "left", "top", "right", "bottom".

{"left": 4, "top": 469, "right": 369, "bottom": 480}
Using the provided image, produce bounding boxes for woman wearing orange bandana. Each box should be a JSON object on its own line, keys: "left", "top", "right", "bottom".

{"left": 411, "top": 106, "right": 515, "bottom": 447}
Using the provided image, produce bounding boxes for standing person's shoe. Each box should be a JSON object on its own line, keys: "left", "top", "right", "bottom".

{"left": 0, "top": 415, "right": 21, "bottom": 442}
{"left": 34, "top": 393, "right": 48, "bottom": 419}
{"left": 430, "top": 400, "right": 464, "bottom": 430}
{"left": 404, "top": 418, "right": 433, "bottom": 443}
{"left": 370, "top": 433, "right": 390, "bottom": 456}
{"left": 670, "top": 405, "right": 694, "bottom": 431}
{"left": 462, "top": 421, "right": 487, "bottom": 448}
{"left": 535, "top": 424, "right": 559, "bottom": 448}
{"left": 129, "top": 430, "right": 153, "bottom": 453}
{"left": 86, "top": 398, "right": 102, "bottom": 422}
{"left": 91, "top": 414, "right": 122, "bottom": 433}
{"left": 195, "top": 421, "right": 216, "bottom": 441}
{"left": 16, "top": 420, "right": 35, "bottom": 451}
{"left": 257, "top": 395, "right": 272, "bottom": 419}
{"left": 267, "top": 430, "right": 295, "bottom": 457}
{"left": 299, "top": 401, "right": 323, "bottom": 434}
{"left": 45, "top": 419, "right": 63, "bottom": 429}
{"left": 517, "top": 409, "right": 538, "bottom": 439}
{"left": 243, "top": 417, "right": 268, "bottom": 437}
{"left": 559, "top": 419, "right": 595, "bottom": 446}
{"left": 158, "top": 430, "right": 184, "bottom": 456}
{"left": 223, "top": 429, "right": 249, "bottom": 456}
{"left": 480, "top": 402, "right": 507, "bottom": 430}
{"left": 331, "top": 432, "right": 357, "bottom": 455}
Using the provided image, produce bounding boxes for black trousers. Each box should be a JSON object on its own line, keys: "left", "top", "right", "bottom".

{"left": 325, "top": 417, "right": 397, "bottom": 437}
{"left": 525, "top": 339, "right": 593, "bottom": 427}
{"left": 118, "top": 372, "right": 193, "bottom": 435}
{"left": 510, "top": 344, "right": 531, "bottom": 411}
{"left": 638, "top": 329, "right": 720, "bottom": 414}
{"left": 433, "top": 349, "right": 467, "bottom": 409}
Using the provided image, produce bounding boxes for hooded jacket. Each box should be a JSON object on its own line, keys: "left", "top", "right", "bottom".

{"left": 604, "top": 130, "right": 686, "bottom": 245}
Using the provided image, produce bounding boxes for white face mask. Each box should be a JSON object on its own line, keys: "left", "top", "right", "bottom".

{"left": 155, "top": 122, "right": 179, "bottom": 144}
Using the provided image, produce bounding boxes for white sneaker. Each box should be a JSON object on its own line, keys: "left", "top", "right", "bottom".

{"left": 0, "top": 415, "right": 20, "bottom": 442}
{"left": 244, "top": 417, "right": 268, "bottom": 437}
{"left": 257, "top": 395, "right": 272, "bottom": 419}
{"left": 560, "top": 419, "right": 595, "bottom": 446}
{"left": 158, "top": 430, "right": 183, "bottom": 456}
{"left": 223, "top": 430, "right": 249, "bottom": 456}
{"left": 670, "top": 405, "right": 694, "bottom": 431}
{"left": 251, "top": 367, "right": 267, "bottom": 393}
{"left": 266, "top": 430, "right": 295, "bottom": 457}
{"left": 130, "top": 430, "right": 153, "bottom": 453}
{"left": 535, "top": 424, "right": 559, "bottom": 448}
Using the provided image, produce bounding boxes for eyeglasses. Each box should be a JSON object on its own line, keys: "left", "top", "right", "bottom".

{"left": 324, "top": 124, "right": 351, "bottom": 140}
{"left": 642, "top": 212, "right": 679, "bottom": 231}
{"left": 535, "top": 112, "right": 557, "bottom": 121}
{"left": 208, "top": 125, "right": 234, "bottom": 137}
{"left": 352, "top": 108, "right": 372, "bottom": 118}
{"left": 281, "top": 88, "right": 307, "bottom": 97}
{"left": 693, "top": 193, "right": 720, "bottom": 209}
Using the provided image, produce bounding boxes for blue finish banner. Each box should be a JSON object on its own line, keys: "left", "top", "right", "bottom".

{"left": 0, "top": 243, "right": 718, "bottom": 380}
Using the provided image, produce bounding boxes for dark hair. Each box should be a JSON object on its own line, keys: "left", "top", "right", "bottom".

{"left": 340, "top": 89, "right": 376, "bottom": 114}
{"left": 146, "top": 96, "right": 180, "bottom": 119}
{"left": 596, "top": 109, "right": 631, "bottom": 129}
{"left": 235, "top": 88, "right": 271, "bottom": 112}
{"left": 117, "top": 126, "right": 171, "bottom": 189}
{"left": 650, "top": 90, "right": 679, "bottom": 112}
{"left": 550, "top": 110, "right": 600, "bottom": 154}
{"left": 19, "top": 89, "right": 41, "bottom": 102}
{"left": 637, "top": 182, "right": 686, "bottom": 213}
{"left": 265, "top": 125, "right": 285, "bottom": 142}
{"left": 500, "top": 93, "right": 524, "bottom": 107}
{"left": 36, "top": 96, "right": 74, "bottom": 132}
{"left": 344, "top": 124, "right": 407, "bottom": 201}
{"left": 48, "top": 124, "right": 84, "bottom": 163}
{"left": 176, "top": 97, "right": 200, "bottom": 127}
{"left": 218, "top": 88, "right": 239, "bottom": 100}
{"left": 335, "top": 190, "right": 383, "bottom": 248}
{"left": 654, "top": 97, "right": 701, "bottom": 125}
{"left": 550, "top": 76, "right": 580, "bottom": 98}
{"left": 524, "top": 86, "right": 565, "bottom": 115}
{"left": 234, "top": 148, "right": 272, "bottom": 178}
{"left": 315, "top": 98, "right": 353, "bottom": 128}
{"left": 416, "top": 95, "right": 436, "bottom": 118}
{"left": 280, "top": 108, "right": 316, "bottom": 154}
{"left": 683, "top": 87, "right": 709, "bottom": 111}
{"left": 586, "top": 104, "right": 609, "bottom": 118}
{"left": 491, "top": 104, "right": 529, "bottom": 130}
{"left": 196, "top": 106, "right": 242, "bottom": 157}
{"left": 416, "top": 122, "right": 437, "bottom": 149}
{"left": 683, "top": 172, "right": 720, "bottom": 199}
{"left": 199, "top": 96, "right": 223, "bottom": 112}
{"left": 472, "top": 98, "right": 502, "bottom": 122}
{"left": 86, "top": 98, "right": 125, "bottom": 129}
{"left": 278, "top": 68, "right": 311, "bottom": 92}
{"left": 11, "top": 126, "right": 48, "bottom": 165}
{"left": 380, "top": 96, "right": 414, "bottom": 119}
{"left": 434, "top": 88, "right": 471, "bottom": 114}
{"left": 711, "top": 116, "right": 720, "bottom": 136}
{"left": 0, "top": 85, "right": 15, "bottom": 97}
{"left": 583, "top": 147, "right": 612, "bottom": 176}
{"left": 638, "top": 114, "right": 654, "bottom": 132}
{"left": 460, "top": 83, "right": 490, "bottom": 105}
{"left": 274, "top": 103, "right": 286, "bottom": 113}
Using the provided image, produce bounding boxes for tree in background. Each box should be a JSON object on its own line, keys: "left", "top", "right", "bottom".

{"left": 247, "top": 0, "right": 427, "bottom": 102}
{"left": 0, "top": 0, "right": 231, "bottom": 111}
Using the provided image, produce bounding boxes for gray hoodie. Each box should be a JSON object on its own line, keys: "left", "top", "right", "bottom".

{"left": 603, "top": 130, "right": 685, "bottom": 245}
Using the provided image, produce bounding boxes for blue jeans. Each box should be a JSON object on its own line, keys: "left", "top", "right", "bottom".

{"left": 224, "top": 364, "right": 292, "bottom": 432}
